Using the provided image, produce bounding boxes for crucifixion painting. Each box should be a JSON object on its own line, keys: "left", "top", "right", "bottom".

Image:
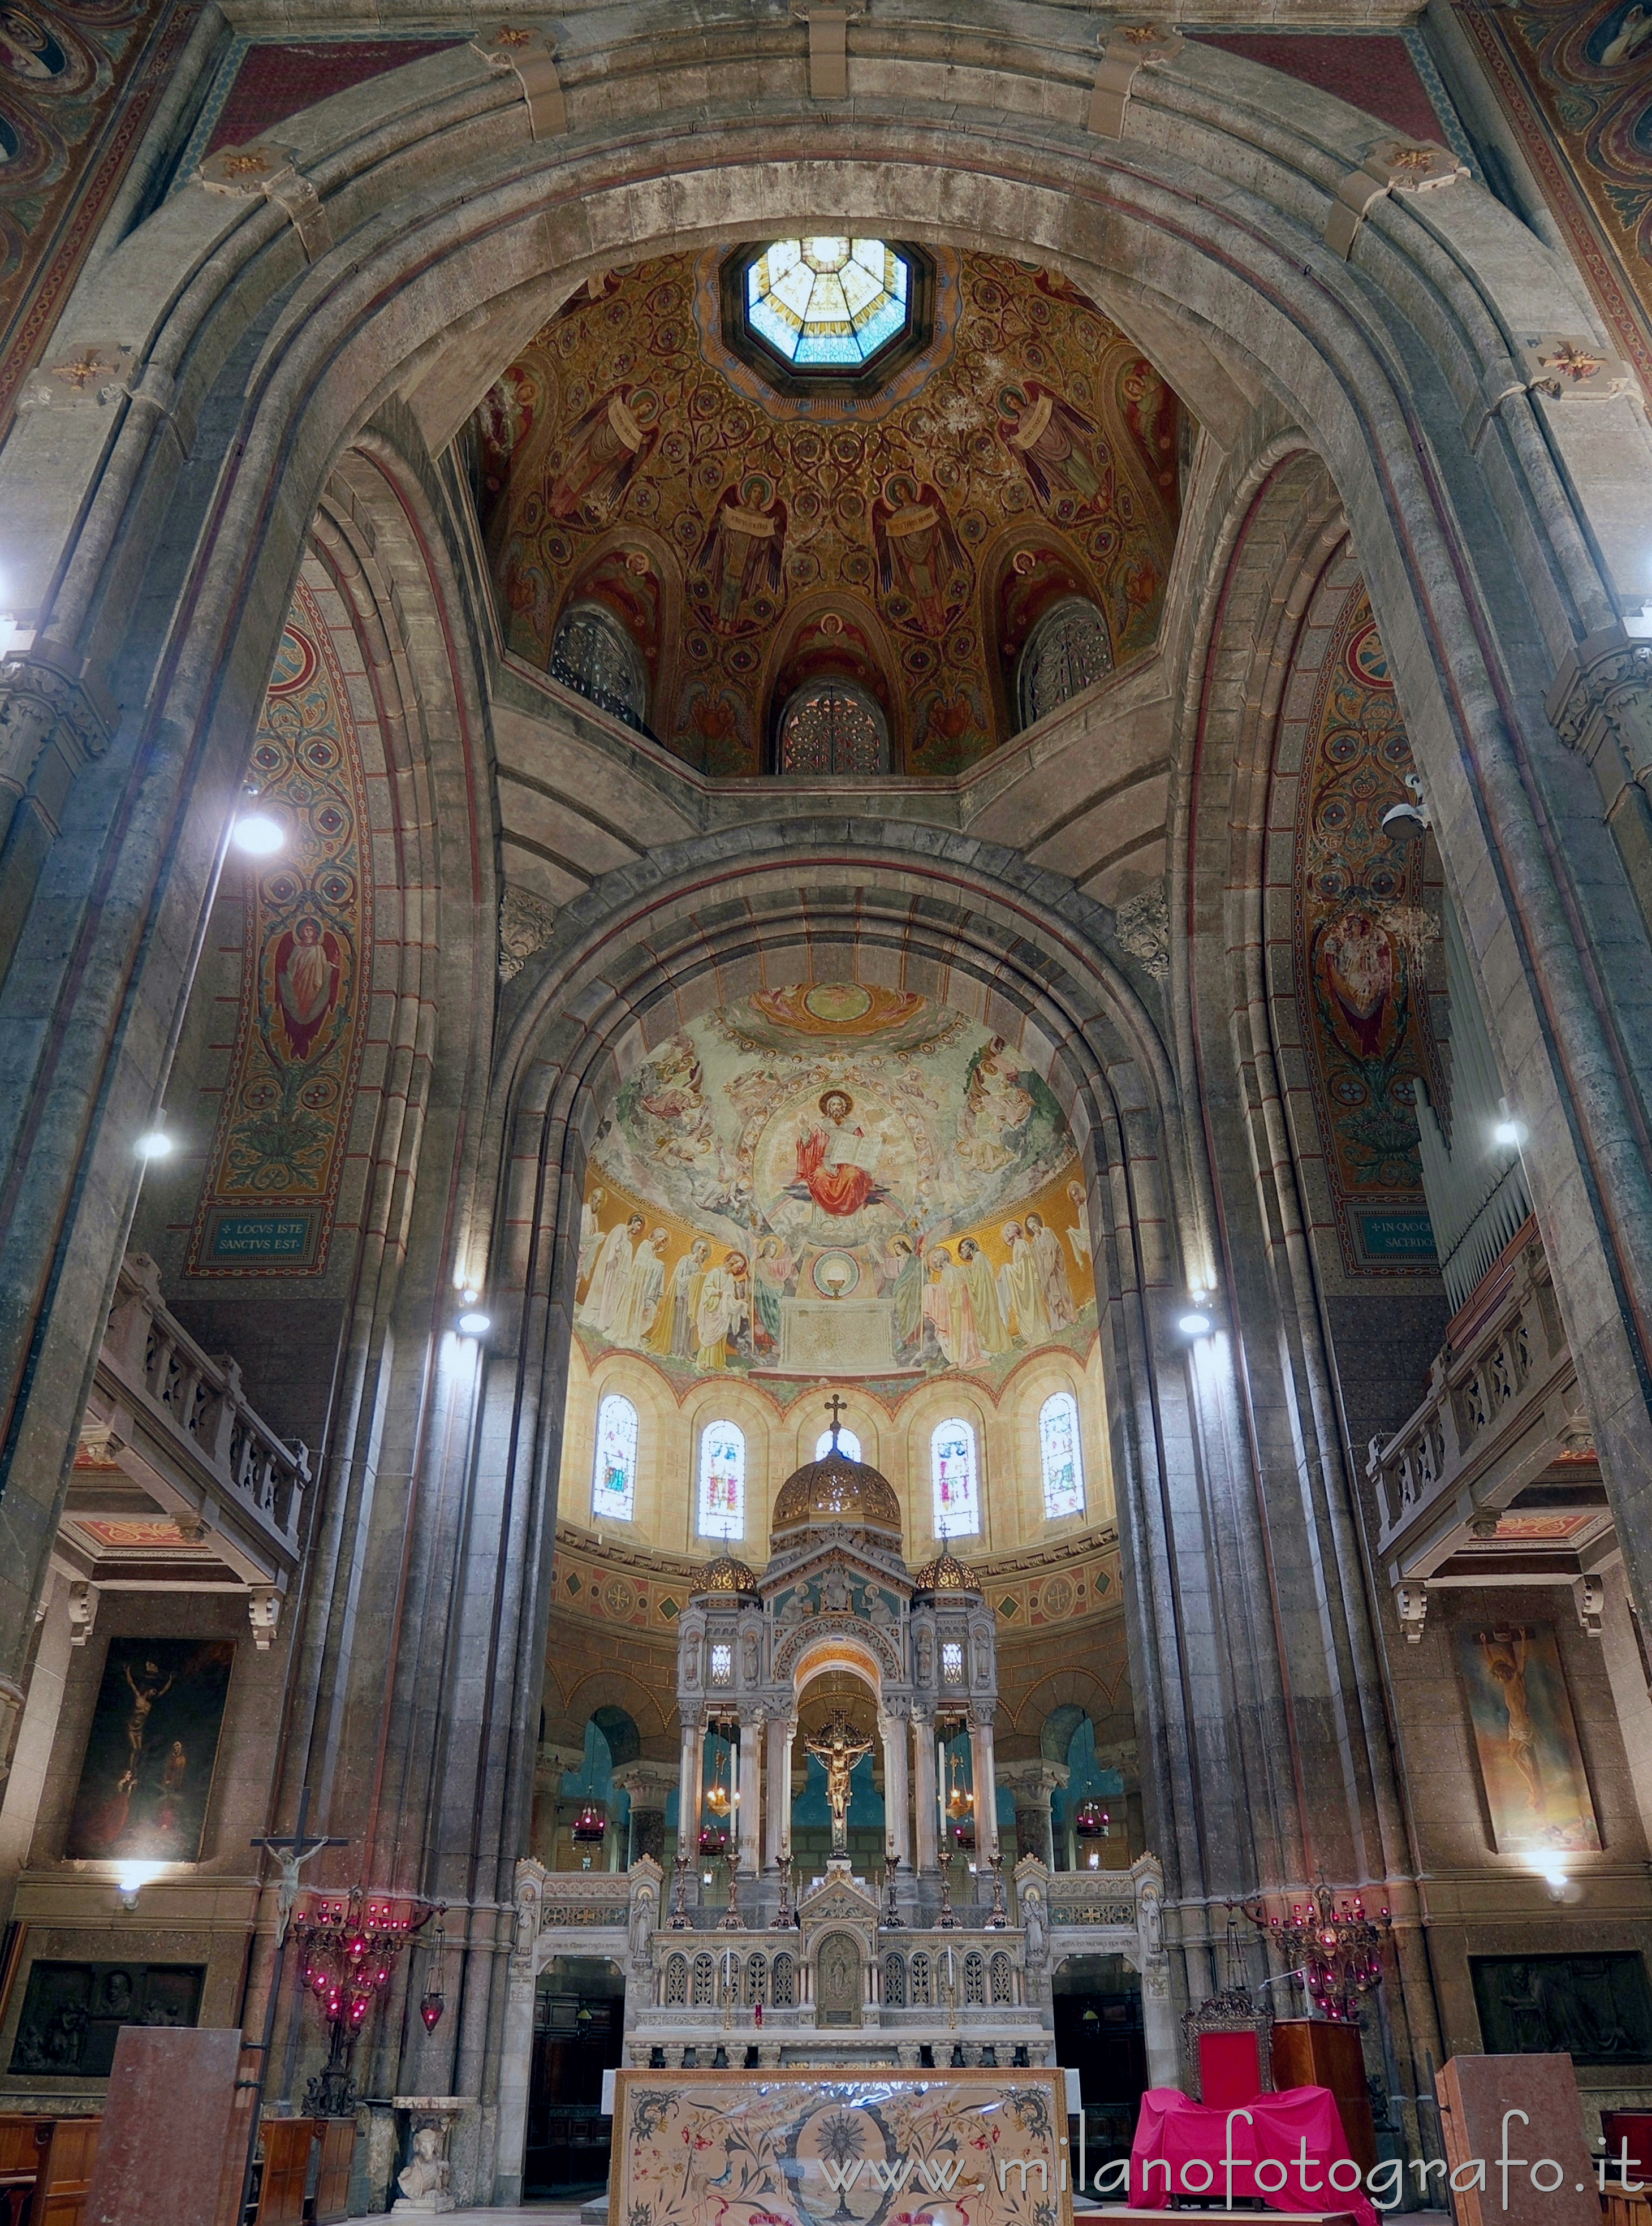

{"left": 804, "top": 1712, "right": 875, "bottom": 1854}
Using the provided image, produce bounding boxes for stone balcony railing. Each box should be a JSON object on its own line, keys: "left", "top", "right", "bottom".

{"left": 68, "top": 1255, "right": 310, "bottom": 1636}
{"left": 1365, "top": 1226, "right": 1612, "bottom": 1641}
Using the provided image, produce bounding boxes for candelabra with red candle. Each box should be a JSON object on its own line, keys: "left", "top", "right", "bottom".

{"left": 291, "top": 1886, "right": 445, "bottom": 2115}
{"left": 1244, "top": 1880, "right": 1390, "bottom": 2023}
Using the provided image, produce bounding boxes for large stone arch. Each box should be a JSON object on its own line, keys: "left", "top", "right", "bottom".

{"left": 1, "top": 15, "right": 1651, "bottom": 2194}
{"left": 2, "top": 50, "right": 1647, "bottom": 1664}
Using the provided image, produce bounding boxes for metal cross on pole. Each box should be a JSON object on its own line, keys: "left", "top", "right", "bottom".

{"left": 238, "top": 1789, "right": 349, "bottom": 2226}
{"left": 824, "top": 1392, "right": 847, "bottom": 1446}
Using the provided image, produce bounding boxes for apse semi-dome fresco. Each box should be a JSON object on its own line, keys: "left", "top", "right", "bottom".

{"left": 469, "top": 247, "right": 1183, "bottom": 774}
{"left": 574, "top": 983, "right": 1098, "bottom": 1390}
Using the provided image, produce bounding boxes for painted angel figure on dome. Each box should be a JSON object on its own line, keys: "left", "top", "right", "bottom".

{"left": 870, "top": 473, "right": 967, "bottom": 636}
{"left": 997, "top": 381, "right": 1114, "bottom": 515}
{"left": 546, "top": 388, "right": 657, "bottom": 522}
{"left": 696, "top": 478, "right": 787, "bottom": 633}
{"left": 787, "top": 1089, "right": 890, "bottom": 1219}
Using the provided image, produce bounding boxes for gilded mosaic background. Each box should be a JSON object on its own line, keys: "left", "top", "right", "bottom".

{"left": 472, "top": 250, "right": 1182, "bottom": 774}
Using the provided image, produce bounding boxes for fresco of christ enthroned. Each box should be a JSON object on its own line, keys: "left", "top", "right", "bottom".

{"left": 788, "top": 1089, "right": 890, "bottom": 1218}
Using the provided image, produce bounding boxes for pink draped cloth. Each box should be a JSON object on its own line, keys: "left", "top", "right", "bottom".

{"left": 1128, "top": 2084, "right": 1379, "bottom": 2226}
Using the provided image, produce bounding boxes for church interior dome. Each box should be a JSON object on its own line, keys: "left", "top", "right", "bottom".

{"left": 910, "top": 1548, "right": 980, "bottom": 1595}
{"left": 468, "top": 245, "right": 1183, "bottom": 778}
{"left": 696, "top": 1551, "right": 762, "bottom": 1598}
{"left": 770, "top": 1443, "right": 903, "bottom": 1544}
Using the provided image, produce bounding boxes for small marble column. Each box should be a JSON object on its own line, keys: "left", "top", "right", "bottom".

{"left": 737, "top": 1715, "right": 763, "bottom": 1875}
{"left": 613, "top": 1760, "right": 676, "bottom": 1867}
{"left": 765, "top": 1716, "right": 794, "bottom": 1866}
{"left": 1001, "top": 1760, "right": 1068, "bottom": 1869}
{"left": 911, "top": 1710, "right": 939, "bottom": 1872}
{"left": 968, "top": 1715, "right": 999, "bottom": 1862}
{"left": 678, "top": 1716, "right": 704, "bottom": 1862}
{"left": 879, "top": 1709, "right": 911, "bottom": 1868}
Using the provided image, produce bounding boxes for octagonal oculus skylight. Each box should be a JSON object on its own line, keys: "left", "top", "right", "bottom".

{"left": 744, "top": 238, "right": 912, "bottom": 369}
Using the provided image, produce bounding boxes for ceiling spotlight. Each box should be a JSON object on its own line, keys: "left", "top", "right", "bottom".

{"left": 457, "top": 1311, "right": 491, "bottom": 1336}
{"left": 134, "top": 1130, "right": 174, "bottom": 1161}
{"left": 1494, "top": 1118, "right": 1524, "bottom": 1149}
{"left": 232, "top": 812, "right": 284, "bottom": 856}
{"left": 461, "top": 1288, "right": 480, "bottom": 1306}
{"left": 1177, "top": 1310, "right": 1212, "bottom": 1338}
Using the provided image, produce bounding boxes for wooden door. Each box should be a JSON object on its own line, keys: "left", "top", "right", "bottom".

{"left": 253, "top": 2121, "right": 316, "bottom": 2226}
{"left": 314, "top": 2120, "right": 355, "bottom": 2224}
{"left": 33, "top": 2117, "right": 101, "bottom": 2226}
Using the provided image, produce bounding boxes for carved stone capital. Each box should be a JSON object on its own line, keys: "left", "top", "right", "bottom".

{"left": 499, "top": 885, "right": 557, "bottom": 981}
{"left": 0, "top": 650, "right": 113, "bottom": 836}
{"left": 1114, "top": 886, "right": 1170, "bottom": 981}
{"left": 1546, "top": 626, "right": 1652, "bottom": 836}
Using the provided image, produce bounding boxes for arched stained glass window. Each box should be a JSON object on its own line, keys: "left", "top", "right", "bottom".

{"left": 551, "top": 600, "right": 650, "bottom": 734}
{"left": 778, "top": 679, "right": 890, "bottom": 776}
{"left": 698, "top": 1418, "right": 746, "bottom": 1541}
{"left": 931, "top": 1417, "right": 980, "bottom": 1538}
{"left": 816, "top": 1426, "right": 862, "bottom": 1462}
{"left": 1039, "top": 1390, "right": 1086, "bottom": 1521}
{"left": 592, "top": 1392, "right": 639, "bottom": 1522}
{"left": 1016, "top": 596, "right": 1113, "bottom": 731}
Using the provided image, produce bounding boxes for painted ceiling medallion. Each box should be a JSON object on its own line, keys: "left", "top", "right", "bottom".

{"left": 745, "top": 238, "right": 912, "bottom": 369}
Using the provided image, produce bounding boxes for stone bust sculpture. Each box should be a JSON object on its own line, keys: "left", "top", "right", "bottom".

{"left": 395, "top": 2125, "right": 451, "bottom": 2212}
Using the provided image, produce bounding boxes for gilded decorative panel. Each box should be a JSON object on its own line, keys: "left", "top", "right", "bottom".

{"left": 186, "top": 574, "right": 372, "bottom": 1276}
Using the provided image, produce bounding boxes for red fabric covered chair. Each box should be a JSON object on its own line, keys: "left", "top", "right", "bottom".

{"left": 1198, "top": 2026, "right": 1265, "bottom": 2109}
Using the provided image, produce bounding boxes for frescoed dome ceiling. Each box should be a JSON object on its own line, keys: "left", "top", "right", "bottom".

{"left": 573, "top": 983, "right": 1098, "bottom": 1397}
{"left": 468, "top": 247, "right": 1184, "bottom": 776}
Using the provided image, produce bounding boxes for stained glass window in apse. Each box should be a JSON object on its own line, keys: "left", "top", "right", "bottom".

{"left": 931, "top": 1418, "right": 980, "bottom": 1538}
{"left": 1039, "top": 1389, "right": 1086, "bottom": 1521}
{"left": 592, "top": 1392, "right": 639, "bottom": 1522}
{"left": 698, "top": 1419, "right": 746, "bottom": 1541}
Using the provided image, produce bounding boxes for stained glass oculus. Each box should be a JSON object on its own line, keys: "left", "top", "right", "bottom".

{"left": 746, "top": 238, "right": 911, "bottom": 369}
